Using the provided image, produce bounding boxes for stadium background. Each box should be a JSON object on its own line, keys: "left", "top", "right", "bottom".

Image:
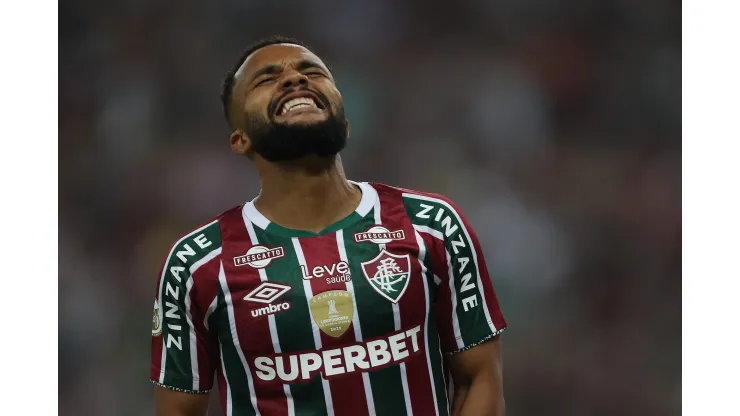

{"left": 59, "top": 1, "right": 681, "bottom": 415}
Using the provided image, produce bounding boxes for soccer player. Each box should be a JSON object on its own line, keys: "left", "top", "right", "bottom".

{"left": 151, "top": 36, "right": 508, "bottom": 416}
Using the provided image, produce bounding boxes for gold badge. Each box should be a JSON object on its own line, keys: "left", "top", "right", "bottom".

{"left": 152, "top": 299, "right": 162, "bottom": 336}
{"left": 309, "top": 290, "right": 354, "bottom": 338}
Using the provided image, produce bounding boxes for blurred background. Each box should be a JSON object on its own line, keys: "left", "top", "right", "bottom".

{"left": 59, "top": 0, "right": 681, "bottom": 415}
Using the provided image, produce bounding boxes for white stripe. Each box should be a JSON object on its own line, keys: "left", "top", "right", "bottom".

{"left": 373, "top": 197, "right": 413, "bottom": 415}
{"left": 415, "top": 225, "right": 464, "bottom": 348}
{"left": 438, "top": 333, "right": 450, "bottom": 408}
{"left": 243, "top": 200, "right": 271, "bottom": 230}
{"left": 412, "top": 226, "right": 444, "bottom": 285}
{"left": 185, "top": 277, "right": 199, "bottom": 391}
{"left": 414, "top": 230, "right": 441, "bottom": 416}
{"left": 203, "top": 296, "right": 218, "bottom": 331}
{"left": 402, "top": 193, "right": 496, "bottom": 333}
{"left": 184, "top": 246, "right": 222, "bottom": 391}
{"left": 189, "top": 247, "right": 222, "bottom": 274}
{"left": 412, "top": 224, "right": 444, "bottom": 242}
{"left": 158, "top": 220, "right": 219, "bottom": 384}
{"left": 292, "top": 238, "right": 335, "bottom": 416}
{"left": 220, "top": 343, "right": 233, "bottom": 416}
{"left": 218, "top": 262, "right": 261, "bottom": 415}
{"left": 445, "top": 248, "right": 465, "bottom": 349}
{"left": 352, "top": 181, "right": 378, "bottom": 216}
{"left": 336, "top": 230, "right": 376, "bottom": 415}
{"left": 244, "top": 219, "right": 295, "bottom": 416}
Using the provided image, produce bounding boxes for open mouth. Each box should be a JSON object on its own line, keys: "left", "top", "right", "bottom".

{"left": 275, "top": 92, "right": 327, "bottom": 116}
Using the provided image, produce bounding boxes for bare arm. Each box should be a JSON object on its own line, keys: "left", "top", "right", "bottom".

{"left": 154, "top": 386, "right": 211, "bottom": 416}
{"left": 448, "top": 336, "right": 505, "bottom": 416}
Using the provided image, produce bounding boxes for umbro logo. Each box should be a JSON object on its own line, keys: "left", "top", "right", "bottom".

{"left": 244, "top": 282, "right": 292, "bottom": 304}
{"left": 354, "top": 226, "right": 405, "bottom": 244}
{"left": 244, "top": 282, "right": 292, "bottom": 318}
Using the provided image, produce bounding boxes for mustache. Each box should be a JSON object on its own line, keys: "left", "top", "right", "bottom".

{"left": 268, "top": 87, "right": 331, "bottom": 116}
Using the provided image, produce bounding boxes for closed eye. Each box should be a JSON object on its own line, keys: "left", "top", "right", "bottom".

{"left": 255, "top": 77, "right": 275, "bottom": 87}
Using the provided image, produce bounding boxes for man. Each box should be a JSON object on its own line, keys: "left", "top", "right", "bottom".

{"left": 151, "top": 36, "right": 507, "bottom": 416}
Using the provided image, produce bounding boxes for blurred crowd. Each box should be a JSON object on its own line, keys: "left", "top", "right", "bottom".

{"left": 59, "top": 0, "right": 681, "bottom": 415}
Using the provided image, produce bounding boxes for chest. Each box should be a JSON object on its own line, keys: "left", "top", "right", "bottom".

{"left": 214, "top": 226, "right": 436, "bottom": 357}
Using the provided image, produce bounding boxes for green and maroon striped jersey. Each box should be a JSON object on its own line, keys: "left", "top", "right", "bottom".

{"left": 150, "top": 181, "right": 507, "bottom": 416}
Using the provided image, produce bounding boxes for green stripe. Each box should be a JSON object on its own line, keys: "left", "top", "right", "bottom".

{"left": 422, "top": 251, "right": 450, "bottom": 415}
{"left": 343, "top": 214, "right": 408, "bottom": 415}
{"left": 160, "top": 221, "right": 222, "bottom": 389}
{"left": 402, "top": 196, "right": 488, "bottom": 347}
{"left": 255, "top": 229, "right": 328, "bottom": 416}
{"left": 215, "top": 284, "right": 257, "bottom": 416}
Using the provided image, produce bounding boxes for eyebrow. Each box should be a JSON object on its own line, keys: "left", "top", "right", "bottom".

{"left": 247, "top": 59, "right": 328, "bottom": 86}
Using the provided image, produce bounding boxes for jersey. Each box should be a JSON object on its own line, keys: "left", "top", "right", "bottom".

{"left": 150, "top": 181, "right": 507, "bottom": 416}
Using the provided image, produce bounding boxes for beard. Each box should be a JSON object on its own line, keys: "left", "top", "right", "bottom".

{"left": 245, "top": 105, "right": 347, "bottom": 163}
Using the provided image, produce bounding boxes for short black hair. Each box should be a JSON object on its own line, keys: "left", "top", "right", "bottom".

{"left": 220, "top": 35, "right": 310, "bottom": 128}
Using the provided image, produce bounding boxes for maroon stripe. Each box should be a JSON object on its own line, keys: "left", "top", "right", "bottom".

{"left": 376, "top": 185, "right": 438, "bottom": 415}
{"left": 191, "top": 258, "right": 221, "bottom": 390}
{"left": 418, "top": 230, "right": 458, "bottom": 353}
{"left": 297, "top": 235, "right": 369, "bottom": 416}
{"left": 220, "top": 209, "right": 289, "bottom": 416}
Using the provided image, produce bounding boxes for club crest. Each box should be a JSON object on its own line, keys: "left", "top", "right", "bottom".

{"left": 361, "top": 250, "right": 412, "bottom": 303}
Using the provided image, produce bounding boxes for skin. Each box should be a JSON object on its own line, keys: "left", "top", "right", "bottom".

{"left": 154, "top": 43, "right": 505, "bottom": 416}
{"left": 449, "top": 337, "right": 506, "bottom": 416}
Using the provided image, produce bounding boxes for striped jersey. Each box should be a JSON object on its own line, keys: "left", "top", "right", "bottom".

{"left": 150, "top": 181, "right": 507, "bottom": 416}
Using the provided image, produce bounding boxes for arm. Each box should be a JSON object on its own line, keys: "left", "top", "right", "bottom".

{"left": 401, "top": 191, "right": 508, "bottom": 415}
{"left": 448, "top": 336, "right": 505, "bottom": 416}
{"left": 155, "top": 387, "right": 210, "bottom": 416}
{"left": 151, "top": 221, "right": 223, "bottom": 415}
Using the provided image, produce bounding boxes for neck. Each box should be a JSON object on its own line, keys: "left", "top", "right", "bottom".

{"left": 254, "top": 155, "right": 362, "bottom": 233}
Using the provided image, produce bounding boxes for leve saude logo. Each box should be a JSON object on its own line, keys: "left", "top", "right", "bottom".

{"left": 244, "top": 282, "right": 292, "bottom": 318}
{"left": 234, "top": 245, "right": 285, "bottom": 268}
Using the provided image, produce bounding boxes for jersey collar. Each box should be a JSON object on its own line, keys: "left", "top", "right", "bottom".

{"left": 242, "top": 180, "right": 377, "bottom": 238}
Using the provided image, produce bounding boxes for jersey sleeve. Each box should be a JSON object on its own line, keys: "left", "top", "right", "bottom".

{"left": 150, "top": 220, "right": 222, "bottom": 393}
{"left": 403, "top": 192, "right": 507, "bottom": 354}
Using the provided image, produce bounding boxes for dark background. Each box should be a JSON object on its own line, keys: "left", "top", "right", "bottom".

{"left": 59, "top": 0, "right": 681, "bottom": 414}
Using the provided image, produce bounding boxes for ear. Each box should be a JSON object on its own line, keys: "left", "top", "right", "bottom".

{"left": 230, "top": 130, "right": 252, "bottom": 156}
{"left": 344, "top": 118, "right": 350, "bottom": 138}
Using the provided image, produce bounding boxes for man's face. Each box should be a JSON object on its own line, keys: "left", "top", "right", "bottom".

{"left": 230, "top": 44, "right": 348, "bottom": 162}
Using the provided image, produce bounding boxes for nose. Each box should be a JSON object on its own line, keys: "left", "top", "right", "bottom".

{"left": 281, "top": 71, "right": 308, "bottom": 89}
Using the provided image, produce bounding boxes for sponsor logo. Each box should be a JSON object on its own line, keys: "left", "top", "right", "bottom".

{"left": 161, "top": 223, "right": 218, "bottom": 350}
{"left": 244, "top": 281, "right": 292, "bottom": 304}
{"left": 254, "top": 325, "right": 422, "bottom": 383}
{"left": 301, "top": 261, "right": 352, "bottom": 284}
{"left": 245, "top": 282, "right": 293, "bottom": 318}
{"left": 234, "top": 245, "right": 285, "bottom": 268}
{"left": 415, "top": 202, "right": 479, "bottom": 311}
{"left": 152, "top": 299, "right": 162, "bottom": 336}
{"left": 251, "top": 301, "right": 292, "bottom": 318}
{"left": 354, "top": 226, "right": 406, "bottom": 244}
{"left": 309, "top": 290, "right": 354, "bottom": 338}
{"left": 361, "top": 250, "right": 412, "bottom": 303}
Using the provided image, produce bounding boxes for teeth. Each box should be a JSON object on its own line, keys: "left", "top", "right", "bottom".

{"left": 280, "top": 97, "right": 318, "bottom": 115}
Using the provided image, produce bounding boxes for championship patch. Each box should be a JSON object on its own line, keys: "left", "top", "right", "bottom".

{"left": 361, "top": 250, "right": 412, "bottom": 303}
{"left": 152, "top": 298, "right": 162, "bottom": 336}
{"left": 234, "top": 245, "right": 285, "bottom": 268}
{"left": 310, "top": 290, "right": 354, "bottom": 338}
{"left": 354, "top": 226, "right": 405, "bottom": 244}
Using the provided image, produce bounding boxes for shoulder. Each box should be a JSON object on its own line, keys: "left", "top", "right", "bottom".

{"left": 368, "top": 182, "right": 464, "bottom": 221}
{"left": 160, "top": 205, "right": 243, "bottom": 274}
